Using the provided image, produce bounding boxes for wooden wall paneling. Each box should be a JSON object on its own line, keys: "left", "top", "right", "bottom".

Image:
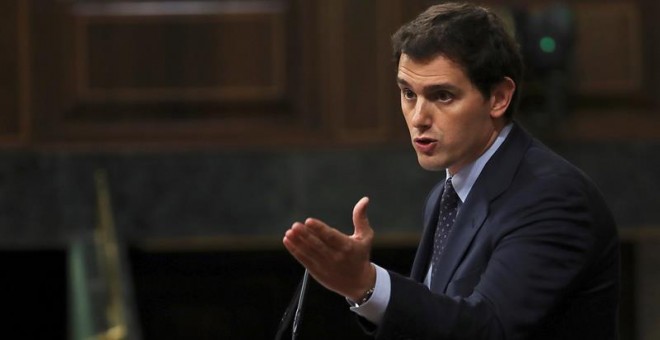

{"left": 0, "top": 0, "right": 30, "bottom": 146}
{"left": 315, "top": 0, "right": 346, "bottom": 142}
{"left": 30, "top": 1, "right": 71, "bottom": 144}
{"left": 73, "top": 4, "right": 287, "bottom": 104}
{"left": 338, "top": 0, "right": 385, "bottom": 142}
{"left": 17, "top": 0, "right": 31, "bottom": 145}
{"left": 23, "top": 0, "right": 438, "bottom": 149}
{"left": 556, "top": 1, "right": 659, "bottom": 141}
{"left": 30, "top": 0, "right": 328, "bottom": 149}
{"left": 0, "top": 0, "right": 19, "bottom": 140}
{"left": 640, "top": 0, "right": 660, "bottom": 108}
{"left": 290, "top": 0, "right": 320, "bottom": 131}
{"left": 315, "top": 0, "right": 411, "bottom": 144}
{"left": 16, "top": 0, "right": 659, "bottom": 148}
{"left": 70, "top": 1, "right": 290, "bottom": 142}
{"left": 339, "top": 0, "right": 406, "bottom": 143}
{"left": 573, "top": 2, "right": 643, "bottom": 95}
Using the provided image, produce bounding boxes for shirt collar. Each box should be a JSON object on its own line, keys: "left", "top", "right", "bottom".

{"left": 447, "top": 123, "right": 513, "bottom": 203}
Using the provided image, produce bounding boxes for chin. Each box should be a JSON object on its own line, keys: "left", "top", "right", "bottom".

{"left": 417, "top": 156, "right": 446, "bottom": 172}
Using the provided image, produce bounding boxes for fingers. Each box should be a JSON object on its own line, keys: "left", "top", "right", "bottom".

{"left": 284, "top": 220, "right": 344, "bottom": 262}
{"left": 283, "top": 222, "right": 325, "bottom": 270}
{"left": 352, "top": 196, "right": 372, "bottom": 240}
{"left": 304, "top": 218, "right": 348, "bottom": 250}
{"left": 284, "top": 222, "right": 326, "bottom": 257}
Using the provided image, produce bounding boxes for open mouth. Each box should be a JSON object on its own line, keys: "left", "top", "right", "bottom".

{"left": 414, "top": 137, "right": 436, "bottom": 145}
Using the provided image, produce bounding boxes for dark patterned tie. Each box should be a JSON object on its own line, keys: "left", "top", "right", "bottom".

{"left": 431, "top": 177, "right": 460, "bottom": 283}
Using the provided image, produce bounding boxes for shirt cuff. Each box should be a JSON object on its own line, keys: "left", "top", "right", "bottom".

{"left": 348, "top": 263, "right": 390, "bottom": 325}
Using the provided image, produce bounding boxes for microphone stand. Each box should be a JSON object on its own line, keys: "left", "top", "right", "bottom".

{"left": 291, "top": 270, "right": 310, "bottom": 340}
{"left": 274, "top": 269, "right": 311, "bottom": 340}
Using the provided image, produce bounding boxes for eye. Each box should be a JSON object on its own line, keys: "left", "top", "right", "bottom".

{"left": 401, "top": 88, "right": 416, "bottom": 101}
{"left": 431, "top": 90, "right": 454, "bottom": 103}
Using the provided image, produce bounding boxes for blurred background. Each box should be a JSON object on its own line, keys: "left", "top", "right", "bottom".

{"left": 1, "top": 0, "right": 659, "bottom": 339}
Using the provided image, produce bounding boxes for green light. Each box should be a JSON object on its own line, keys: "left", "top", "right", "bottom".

{"left": 539, "top": 36, "right": 556, "bottom": 53}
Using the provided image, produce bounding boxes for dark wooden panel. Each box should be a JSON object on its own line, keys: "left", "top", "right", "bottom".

{"left": 11, "top": 0, "right": 660, "bottom": 149}
{"left": 30, "top": 0, "right": 315, "bottom": 148}
{"left": 26, "top": 0, "right": 420, "bottom": 149}
{"left": 74, "top": 3, "right": 286, "bottom": 102}
{"left": 314, "top": 0, "right": 409, "bottom": 143}
{"left": 573, "top": 2, "right": 643, "bottom": 95}
{"left": 0, "top": 1, "right": 22, "bottom": 141}
{"left": 341, "top": 0, "right": 397, "bottom": 138}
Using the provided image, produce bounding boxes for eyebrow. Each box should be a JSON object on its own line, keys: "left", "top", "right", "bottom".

{"left": 396, "top": 77, "right": 409, "bottom": 87}
{"left": 396, "top": 77, "right": 460, "bottom": 95}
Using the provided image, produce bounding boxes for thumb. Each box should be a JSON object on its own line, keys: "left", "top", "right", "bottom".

{"left": 352, "top": 196, "right": 372, "bottom": 239}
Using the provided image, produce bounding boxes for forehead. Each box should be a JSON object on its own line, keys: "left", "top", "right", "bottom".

{"left": 396, "top": 53, "right": 471, "bottom": 88}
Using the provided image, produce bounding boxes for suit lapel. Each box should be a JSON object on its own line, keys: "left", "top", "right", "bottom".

{"left": 430, "top": 192, "right": 489, "bottom": 292}
{"left": 430, "top": 123, "right": 533, "bottom": 293}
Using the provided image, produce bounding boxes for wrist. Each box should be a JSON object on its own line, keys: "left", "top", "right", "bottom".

{"left": 349, "top": 286, "right": 375, "bottom": 307}
{"left": 356, "top": 286, "right": 375, "bottom": 306}
{"left": 348, "top": 263, "right": 376, "bottom": 303}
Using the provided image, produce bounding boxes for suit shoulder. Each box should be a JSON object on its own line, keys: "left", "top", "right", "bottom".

{"left": 518, "top": 140, "right": 596, "bottom": 189}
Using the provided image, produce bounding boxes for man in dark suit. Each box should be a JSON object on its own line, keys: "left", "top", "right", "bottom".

{"left": 283, "top": 2, "right": 619, "bottom": 339}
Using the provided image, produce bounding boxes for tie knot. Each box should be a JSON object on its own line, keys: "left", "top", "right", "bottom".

{"left": 445, "top": 177, "right": 454, "bottom": 191}
{"left": 441, "top": 177, "right": 459, "bottom": 207}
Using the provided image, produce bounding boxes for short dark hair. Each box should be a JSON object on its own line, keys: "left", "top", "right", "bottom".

{"left": 392, "top": 2, "right": 523, "bottom": 118}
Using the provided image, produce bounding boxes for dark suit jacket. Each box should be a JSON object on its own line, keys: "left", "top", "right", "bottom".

{"left": 370, "top": 123, "right": 620, "bottom": 340}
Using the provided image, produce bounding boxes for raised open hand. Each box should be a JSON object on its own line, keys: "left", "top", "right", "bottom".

{"left": 283, "top": 197, "right": 376, "bottom": 301}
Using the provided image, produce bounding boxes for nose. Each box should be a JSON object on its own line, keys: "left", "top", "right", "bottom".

{"left": 410, "top": 98, "right": 431, "bottom": 129}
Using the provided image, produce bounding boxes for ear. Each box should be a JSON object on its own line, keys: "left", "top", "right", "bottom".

{"left": 489, "top": 77, "right": 516, "bottom": 119}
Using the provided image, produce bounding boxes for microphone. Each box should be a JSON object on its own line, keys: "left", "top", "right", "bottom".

{"left": 274, "top": 269, "right": 311, "bottom": 340}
